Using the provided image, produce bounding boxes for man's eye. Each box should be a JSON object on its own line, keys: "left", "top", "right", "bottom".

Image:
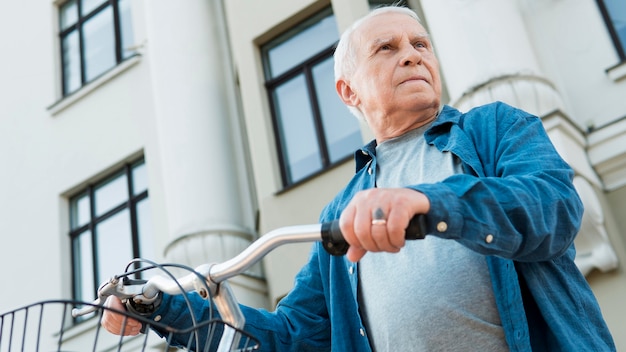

{"left": 380, "top": 44, "right": 391, "bottom": 51}
{"left": 415, "top": 42, "right": 426, "bottom": 48}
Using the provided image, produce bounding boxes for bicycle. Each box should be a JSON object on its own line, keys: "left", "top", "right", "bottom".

{"left": 0, "top": 216, "right": 426, "bottom": 351}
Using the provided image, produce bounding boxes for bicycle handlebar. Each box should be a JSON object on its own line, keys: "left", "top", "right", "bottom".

{"left": 321, "top": 215, "right": 427, "bottom": 255}
{"left": 72, "top": 215, "right": 427, "bottom": 318}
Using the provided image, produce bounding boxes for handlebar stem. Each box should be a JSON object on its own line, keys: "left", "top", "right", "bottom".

{"left": 214, "top": 281, "right": 245, "bottom": 352}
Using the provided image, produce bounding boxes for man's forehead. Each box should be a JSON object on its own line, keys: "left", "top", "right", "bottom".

{"left": 356, "top": 13, "right": 427, "bottom": 43}
{"left": 368, "top": 32, "right": 430, "bottom": 44}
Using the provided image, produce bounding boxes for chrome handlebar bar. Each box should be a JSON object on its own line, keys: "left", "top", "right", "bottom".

{"left": 72, "top": 215, "right": 427, "bottom": 317}
{"left": 71, "top": 223, "right": 324, "bottom": 318}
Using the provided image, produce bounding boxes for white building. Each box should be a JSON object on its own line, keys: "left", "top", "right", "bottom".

{"left": 1, "top": 0, "right": 625, "bottom": 349}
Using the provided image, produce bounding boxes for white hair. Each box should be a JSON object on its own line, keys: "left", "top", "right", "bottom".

{"left": 333, "top": 6, "right": 422, "bottom": 121}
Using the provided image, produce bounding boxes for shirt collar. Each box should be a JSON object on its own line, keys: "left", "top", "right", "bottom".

{"left": 355, "top": 139, "right": 377, "bottom": 172}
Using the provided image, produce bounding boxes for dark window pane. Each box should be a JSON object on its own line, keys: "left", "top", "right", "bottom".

{"left": 605, "top": 0, "right": 626, "bottom": 52}
{"left": 137, "top": 198, "right": 155, "bottom": 264}
{"left": 266, "top": 14, "right": 338, "bottom": 78}
{"left": 59, "top": 0, "right": 135, "bottom": 96}
{"left": 94, "top": 171, "right": 127, "bottom": 217}
{"left": 82, "top": 0, "right": 106, "bottom": 16}
{"left": 70, "top": 159, "right": 151, "bottom": 309}
{"left": 60, "top": 0, "right": 78, "bottom": 30}
{"left": 95, "top": 209, "right": 133, "bottom": 282}
{"left": 62, "top": 30, "right": 81, "bottom": 94}
{"left": 263, "top": 7, "right": 362, "bottom": 186}
{"left": 83, "top": 6, "right": 116, "bottom": 81}
{"left": 312, "top": 57, "right": 362, "bottom": 162}
{"left": 132, "top": 161, "right": 148, "bottom": 195}
{"left": 70, "top": 192, "right": 91, "bottom": 229}
{"left": 274, "top": 75, "right": 322, "bottom": 182}
{"left": 118, "top": 0, "right": 136, "bottom": 59}
{"left": 73, "top": 231, "right": 94, "bottom": 301}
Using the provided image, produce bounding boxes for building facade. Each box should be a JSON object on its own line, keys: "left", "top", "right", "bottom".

{"left": 0, "top": 0, "right": 624, "bottom": 349}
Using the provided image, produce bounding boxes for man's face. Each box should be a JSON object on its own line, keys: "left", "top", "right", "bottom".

{"left": 338, "top": 12, "right": 442, "bottom": 136}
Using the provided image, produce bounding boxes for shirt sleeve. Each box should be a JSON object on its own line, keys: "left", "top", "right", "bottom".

{"left": 412, "top": 103, "right": 583, "bottom": 262}
{"left": 147, "top": 246, "right": 332, "bottom": 351}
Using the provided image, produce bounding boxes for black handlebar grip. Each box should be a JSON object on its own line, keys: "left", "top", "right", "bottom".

{"left": 321, "top": 214, "right": 428, "bottom": 256}
{"left": 321, "top": 220, "right": 349, "bottom": 256}
{"left": 404, "top": 214, "right": 428, "bottom": 240}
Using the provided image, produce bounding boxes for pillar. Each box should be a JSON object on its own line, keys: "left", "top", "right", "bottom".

{"left": 420, "top": 0, "right": 564, "bottom": 116}
{"left": 144, "top": 0, "right": 268, "bottom": 307}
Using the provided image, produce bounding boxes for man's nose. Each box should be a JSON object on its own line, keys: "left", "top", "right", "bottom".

{"left": 400, "top": 43, "right": 422, "bottom": 66}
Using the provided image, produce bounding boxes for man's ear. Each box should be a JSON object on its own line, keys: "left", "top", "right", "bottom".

{"left": 336, "top": 79, "right": 359, "bottom": 107}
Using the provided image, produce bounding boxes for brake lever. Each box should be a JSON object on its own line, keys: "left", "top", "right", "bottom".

{"left": 71, "top": 276, "right": 148, "bottom": 317}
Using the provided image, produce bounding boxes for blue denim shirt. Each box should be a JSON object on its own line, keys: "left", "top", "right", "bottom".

{"left": 153, "top": 102, "right": 615, "bottom": 351}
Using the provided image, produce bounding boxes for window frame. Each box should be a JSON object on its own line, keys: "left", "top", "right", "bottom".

{"left": 263, "top": 8, "right": 361, "bottom": 189}
{"left": 58, "top": 0, "right": 133, "bottom": 96}
{"left": 596, "top": 0, "right": 626, "bottom": 62}
{"left": 266, "top": 44, "right": 349, "bottom": 188}
{"left": 69, "top": 159, "right": 148, "bottom": 305}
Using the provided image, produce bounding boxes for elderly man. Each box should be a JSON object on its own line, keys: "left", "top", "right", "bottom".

{"left": 103, "top": 5, "right": 615, "bottom": 351}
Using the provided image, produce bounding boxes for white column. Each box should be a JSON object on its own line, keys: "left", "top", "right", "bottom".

{"left": 144, "top": 0, "right": 267, "bottom": 306}
{"left": 420, "top": 0, "right": 564, "bottom": 116}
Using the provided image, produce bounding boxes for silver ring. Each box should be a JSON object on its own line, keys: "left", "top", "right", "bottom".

{"left": 372, "top": 207, "right": 386, "bottom": 225}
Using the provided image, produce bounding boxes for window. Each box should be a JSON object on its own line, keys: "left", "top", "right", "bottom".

{"left": 262, "top": 8, "right": 363, "bottom": 187}
{"left": 597, "top": 0, "right": 626, "bottom": 61}
{"left": 69, "top": 159, "right": 153, "bottom": 307}
{"left": 59, "top": 0, "right": 135, "bottom": 96}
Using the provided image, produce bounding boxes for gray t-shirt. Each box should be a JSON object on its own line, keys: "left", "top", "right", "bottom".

{"left": 358, "top": 125, "right": 509, "bottom": 351}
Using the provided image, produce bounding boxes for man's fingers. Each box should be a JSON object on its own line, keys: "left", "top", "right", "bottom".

{"left": 347, "top": 247, "right": 367, "bottom": 263}
{"left": 102, "top": 297, "right": 142, "bottom": 336}
{"left": 103, "top": 316, "right": 142, "bottom": 336}
{"left": 370, "top": 222, "right": 400, "bottom": 253}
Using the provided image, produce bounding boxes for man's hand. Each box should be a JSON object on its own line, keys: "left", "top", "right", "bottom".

{"left": 339, "top": 188, "right": 430, "bottom": 262}
{"left": 101, "top": 296, "right": 143, "bottom": 336}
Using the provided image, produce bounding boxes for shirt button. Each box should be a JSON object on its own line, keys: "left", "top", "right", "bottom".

{"left": 485, "top": 234, "right": 494, "bottom": 243}
{"left": 349, "top": 266, "right": 354, "bottom": 275}
{"left": 367, "top": 167, "right": 373, "bottom": 175}
{"left": 360, "top": 328, "right": 365, "bottom": 336}
{"left": 154, "top": 315, "right": 162, "bottom": 322}
{"left": 436, "top": 221, "right": 447, "bottom": 232}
